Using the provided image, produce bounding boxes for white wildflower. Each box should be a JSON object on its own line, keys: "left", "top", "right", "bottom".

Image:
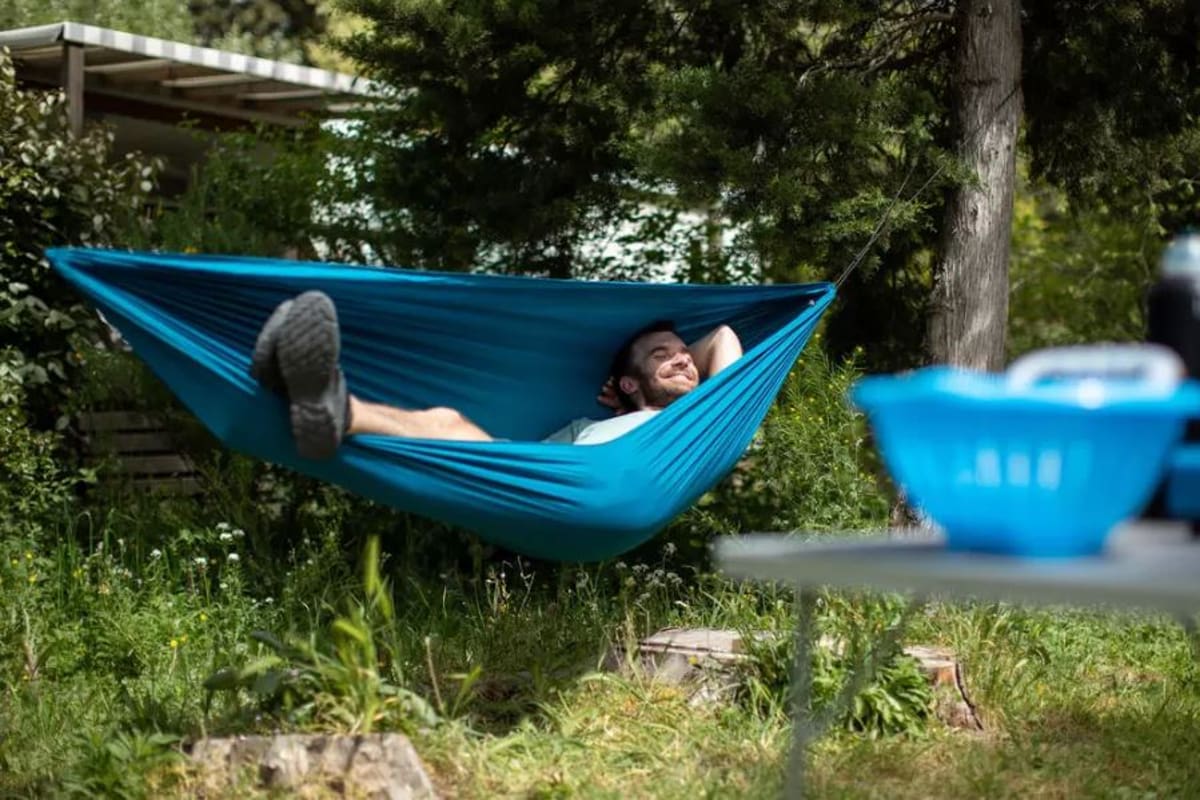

{"left": 226, "top": 552, "right": 240, "bottom": 563}
{"left": 218, "top": 532, "right": 233, "bottom": 543}
{"left": 149, "top": 549, "right": 162, "bottom": 560}
{"left": 194, "top": 556, "right": 207, "bottom": 567}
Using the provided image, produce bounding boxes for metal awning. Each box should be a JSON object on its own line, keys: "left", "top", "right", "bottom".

{"left": 0, "top": 21, "right": 381, "bottom": 131}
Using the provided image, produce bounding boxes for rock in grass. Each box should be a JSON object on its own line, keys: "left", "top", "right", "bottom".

{"left": 189, "top": 733, "right": 437, "bottom": 798}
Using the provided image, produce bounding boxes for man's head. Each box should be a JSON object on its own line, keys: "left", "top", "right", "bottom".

{"left": 608, "top": 320, "right": 700, "bottom": 411}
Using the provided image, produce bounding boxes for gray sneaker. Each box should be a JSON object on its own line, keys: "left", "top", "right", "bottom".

{"left": 276, "top": 291, "right": 349, "bottom": 460}
{"left": 250, "top": 298, "right": 292, "bottom": 393}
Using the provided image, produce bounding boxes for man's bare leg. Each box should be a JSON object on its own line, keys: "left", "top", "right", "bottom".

{"left": 347, "top": 397, "right": 494, "bottom": 442}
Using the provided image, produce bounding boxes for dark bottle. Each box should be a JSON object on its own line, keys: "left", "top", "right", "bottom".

{"left": 1146, "top": 232, "right": 1200, "bottom": 524}
{"left": 1148, "top": 232, "right": 1200, "bottom": 386}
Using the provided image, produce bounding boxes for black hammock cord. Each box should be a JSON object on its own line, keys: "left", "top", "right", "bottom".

{"left": 832, "top": 82, "right": 1023, "bottom": 289}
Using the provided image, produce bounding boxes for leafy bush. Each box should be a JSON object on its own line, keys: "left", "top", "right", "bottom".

{"left": 131, "top": 124, "right": 370, "bottom": 263}
{"left": 0, "top": 52, "right": 157, "bottom": 425}
{"left": 678, "top": 339, "right": 891, "bottom": 545}
{"left": 0, "top": 508, "right": 287, "bottom": 791}
{"left": 58, "top": 729, "right": 180, "bottom": 800}
{"left": 204, "top": 535, "right": 440, "bottom": 733}
{"left": 740, "top": 593, "right": 934, "bottom": 738}
{"left": 1008, "top": 173, "right": 1157, "bottom": 357}
{"left": 0, "top": 350, "right": 76, "bottom": 540}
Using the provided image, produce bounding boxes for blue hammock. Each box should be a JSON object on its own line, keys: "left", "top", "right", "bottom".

{"left": 47, "top": 248, "right": 835, "bottom": 561}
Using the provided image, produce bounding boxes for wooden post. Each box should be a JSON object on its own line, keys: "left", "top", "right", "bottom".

{"left": 62, "top": 43, "right": 84, "bottom": 137}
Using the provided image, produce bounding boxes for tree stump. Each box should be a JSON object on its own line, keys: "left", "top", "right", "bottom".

{"left": 608, "top": 627, "right": 983, "bottom": 729}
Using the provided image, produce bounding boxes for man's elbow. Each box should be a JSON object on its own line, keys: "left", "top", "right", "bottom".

{"left": 703, "top": 325, "right": 743, "bottom": 378}
{"left": 715, "top": 325, "right": 743, "bottom": 352}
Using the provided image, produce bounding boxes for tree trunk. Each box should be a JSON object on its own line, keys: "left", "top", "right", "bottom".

{"left": 928, "top": 0, "right": 1023, "bottom": 370}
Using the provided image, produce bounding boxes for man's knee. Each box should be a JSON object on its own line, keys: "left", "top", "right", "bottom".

{"left": 428, "top": 406, "right": 468, "bottom": 429}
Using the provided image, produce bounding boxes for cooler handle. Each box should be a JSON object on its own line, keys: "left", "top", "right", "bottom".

{"left": 1007, "top": 344, "right": 1184, "bottom": 393}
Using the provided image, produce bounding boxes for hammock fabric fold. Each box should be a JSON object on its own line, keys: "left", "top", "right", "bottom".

{"left": 48, "top": 248, "right": 835, "bottom": 561}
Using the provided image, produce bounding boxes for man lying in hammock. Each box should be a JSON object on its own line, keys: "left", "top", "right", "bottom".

{"left": 251, "top": 291, "right": 743, "bottom": 459}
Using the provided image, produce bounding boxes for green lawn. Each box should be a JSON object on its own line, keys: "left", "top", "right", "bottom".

{"left": 4, "top": 503, "right": 1200, "bottom": 798}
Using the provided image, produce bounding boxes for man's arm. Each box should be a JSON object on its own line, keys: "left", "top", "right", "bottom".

{"left": 689, "top": 324, "right": 743, "bottom": 378}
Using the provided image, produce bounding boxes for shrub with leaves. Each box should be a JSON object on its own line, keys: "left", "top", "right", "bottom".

{"left": 128, "top": 123, "right": 370, "bottom": 264}
{"left": 204, "top": 535, "right": 440, "bottom": 733}
{"left": 58, "top": 729, "right": 181, "bottom": 800}
{"left": 0, "top": 51, "right": 157, "bottom": 425}
{"left": 681, "top": 341, "right": 891, "bottom": 541}
{"left": 740, "top": 594, "right": 934, "bottom": 738}
{"left": 0, "top": 350, "right": 76, "bottom": 539}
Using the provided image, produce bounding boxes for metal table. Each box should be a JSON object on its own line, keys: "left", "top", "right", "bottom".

{"left": 714, "top": 523, "right": 1200, "bottom": 797}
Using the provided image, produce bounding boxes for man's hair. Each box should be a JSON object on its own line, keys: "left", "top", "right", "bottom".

{"left": 608, "top": 319, "right": 677, "bottom": 411}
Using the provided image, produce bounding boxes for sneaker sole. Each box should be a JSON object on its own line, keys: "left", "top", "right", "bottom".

{"left": 276, "top": 291, "right": 345, "bottom": 459}
{"left": 250, "top": 298, "right": 292, "bottom": 392}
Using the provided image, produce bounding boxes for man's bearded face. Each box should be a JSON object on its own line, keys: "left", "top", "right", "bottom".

{"left": 628, "top": 331, "right": 699, "bottom": 408}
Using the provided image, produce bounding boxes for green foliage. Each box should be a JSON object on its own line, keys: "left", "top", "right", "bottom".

{"left": 0, "top": 352, "right": 77, "bottom": 540}
{"left": 205, "top": 534, "right": 439, "bottom": 733}
{"left": 125, "top": 124, "right": 372, "bottom": 264}
{"left": 0, "top": 53, "right": 157, "bottom": 424}
{"left": 0, "top": 509, "right": 281, "bottom": 792}
{"left": 683, "top": 340, "right": 890, "bottom": 539}
{"left": 337, "top": 0, "right": 677, "bottom": 275}
{"left": 1008, "top": 174, "right": 1158, "bottom": 357}
{"left": 188, "top": 0, "right": 328, "bottom": 63}
{"left": 739, "top": 592, "right": 934, "bottom": 739}
{"left": 6, "top": 480, "right": 1200, "bottom": 796}
{"left": 1023, "top": 1, "right": 1200, "bottom": 220}
{"left": 59, "top": 729, "right": 181, "bottom": 800}
{"left": 0, "top": 0, "right": 195, "bottom": 42}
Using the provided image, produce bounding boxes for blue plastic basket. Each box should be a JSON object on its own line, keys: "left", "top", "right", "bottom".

{"left": 851, "top": 347, "right": 1200, "bottom": 557}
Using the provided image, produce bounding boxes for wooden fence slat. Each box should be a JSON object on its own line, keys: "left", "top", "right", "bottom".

{"left": 89, "top": 431, "right": 178, "bottom": 453}
{"left": 95, "top": 454, "right": 195, "bottom": 476}
{"left": 79, "top": 411, "right": 164, "bottom": 432}
{"left": 79, "top": 408, "right": 203, "bottom": 495}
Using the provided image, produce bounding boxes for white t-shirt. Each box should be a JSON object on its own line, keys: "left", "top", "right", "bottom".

{"left": 543, "top": 409, "right": 659, "bottom": 445}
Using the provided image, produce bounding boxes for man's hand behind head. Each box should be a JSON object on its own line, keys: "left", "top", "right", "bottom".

{"left": 596, "top": 377, "right": 627, "bottom": 416}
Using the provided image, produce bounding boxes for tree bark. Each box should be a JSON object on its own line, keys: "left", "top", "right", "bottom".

{"left": 928, "top": 0, "right": 1023, "bottom": 370}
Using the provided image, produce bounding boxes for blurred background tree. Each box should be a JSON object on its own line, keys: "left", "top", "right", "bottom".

{"left": 187, "top": 0, "right": 328, "bottom": 63}
{"left": 335, "top": 0, "right": 1200, "bottom": 369}
{"left": 5, "top": 0, "right": 1200, "bottom": 398}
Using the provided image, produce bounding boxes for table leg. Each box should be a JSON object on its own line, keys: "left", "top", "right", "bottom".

{"left": 785, "top": 590, "right": 926, "bottom": 798}
{"left": 786, "top": 587, "right": 819, "bottom": 797}
{"left": 1177, "top": 613, "right": 1200, "bottom": 665}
